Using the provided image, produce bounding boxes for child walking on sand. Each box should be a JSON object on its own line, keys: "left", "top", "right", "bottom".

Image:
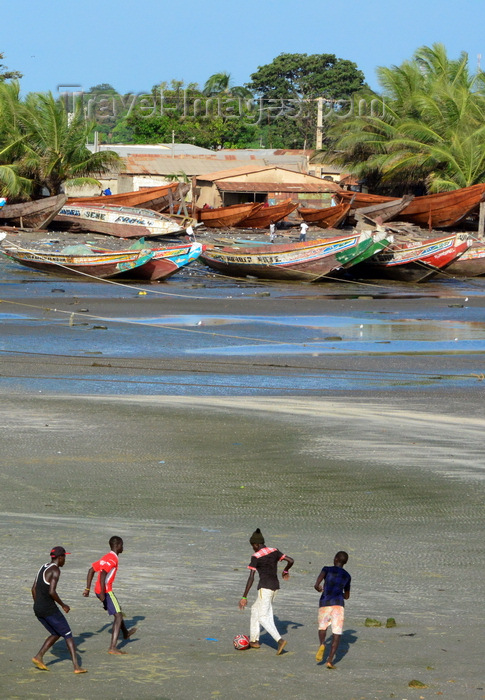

{"left": 314, "top": 551, "right": 351, "bottom": 668}
{"left": 239, "top": 528, "right": 294, "bottom": 655}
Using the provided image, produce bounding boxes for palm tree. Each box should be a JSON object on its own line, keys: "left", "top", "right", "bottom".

{"left": 17, "top": 92, "right": 121, "bottom": 196}
{"left": 202, "top": 72, "right": 252, "bottom": 98}
{"left": 0, "top": 85, "right": 121, "bottom": 199}
{"left": 326, "top": 44, "right": 485, "bottom": 192}
{"left": 0, "top": 81, "right": 31, "bottom": 197}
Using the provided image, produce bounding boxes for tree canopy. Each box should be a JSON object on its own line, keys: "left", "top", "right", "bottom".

{"left": 327, "top": 44, "right": 485, "bottom": 192}
{"left": 246, "top": 53, "right": 366, "bottom": 148}
{"left": 0, "top": 81, "right": 121, "bottom": 199}
{"left": 0, "top": 51, "right": 22, "bottom": 82}
{"left": 247, "top": 52, "right": 365, "bottom": 100}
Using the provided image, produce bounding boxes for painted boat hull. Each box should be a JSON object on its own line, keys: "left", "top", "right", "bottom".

{"left": 0, "top": 194, "right": 67, "bottom": 229}
{"left": 356, "top": 233, "right": 472, "bottom": 282}
{"left": 237, "top": 199, "right": 298, "bottom": 228}
{"left": 120, "top": 242, "right": 204, "bottom": 281}
{"left": 1, "top": 246, "right": 154, "bottom": 279}
{"left": 443, "top": 243, "right": 485, "bottom": 277}
{"left": 201, "top": 232, "right": 383, "bottom": 281}
{"left": 54, "top": 204, "right": 189, "bottom": 238}
{"left": 197, "top": 203, "right": 262, "bottom": 228}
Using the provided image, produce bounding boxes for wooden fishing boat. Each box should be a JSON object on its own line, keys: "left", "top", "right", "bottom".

{"left": 0, "top": 194, "right": 67, "bottom": 229}
{"left": 338, "top": 184, "right": 485, "bottom": 229}
{"left": 53, "top": 203, "right": 194, "bottom": 238}
{"left": 68, "top": 183, "right": 189, "bottom": 212}
{"left": 336, "top": 191, "right": 394, "bottom": 208}
{"left": 298, "top": 201, "right": 351, "bottom": 229}
{"left": 0, "top": 242, "right": 154, "bottom": 279}
{"left": 442, "top": 241, "right": 485, "bottom": 277}
{"left": 197, "top": 202, "right": 262, "bottom": 228}
{"left": 353, "top": 195, "right": 415, "bottom": 224}
{"left": 355, "top": 232, "right": 472, "bottom": 282}
{"left": 118, "top": 241, "right": 205, "bottom": 281}
{"left": 236, "top": 199, "right": 298, "bottom": 228}
{"left": 200, "top": 231, "right": 390, "bottom": 282}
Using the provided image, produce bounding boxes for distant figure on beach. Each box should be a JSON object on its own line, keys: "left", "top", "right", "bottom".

{"left": 239, "top": 528, "right": 294, "bottom": 655}
{"left": 314, "top": 551, "right": 351, "bottom": 668}
{"left": 83, "top": 536, "right": 136, "bottom": 654}
{"left": 31, "top": 546, "right": 86, "bottom": 674}
{"left": 186, "top": 224, "right": 195, "bottom": 240}
{"left": 269, "top": 222, "right": 276, "bottom": 242}
{"left": 0, "top": 196, "right": 7, "bottom": 208}
{"left": 299, "top": 221, "right": 309, "bottom": 242}
{"left": 102, "top": 187, "right": 112, "bottom": 196}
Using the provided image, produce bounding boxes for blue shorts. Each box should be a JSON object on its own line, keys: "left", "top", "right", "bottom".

{"left": 97, "top": 591, "right": 122, "bottom": 616}
{"left": 36, "top": 610, "right": 72, "bottom": 639}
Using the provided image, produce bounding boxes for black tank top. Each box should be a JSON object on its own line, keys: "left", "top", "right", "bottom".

{"left": 33, "top": 563, "right": 59, "bottom": 617}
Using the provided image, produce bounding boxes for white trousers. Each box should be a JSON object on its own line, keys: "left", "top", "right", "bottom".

{"left": 250, "top": 588, "right": 281, "bottom": 642}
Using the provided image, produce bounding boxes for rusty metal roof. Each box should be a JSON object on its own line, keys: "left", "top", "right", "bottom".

{"left": 123, "top": 155, "right": 268, "bottom": 175}
{"left": 196, "top": 164, "right": 284, "bottom": 182}
{"left": 216, "top": 181, "right": 341, "bottom": 193}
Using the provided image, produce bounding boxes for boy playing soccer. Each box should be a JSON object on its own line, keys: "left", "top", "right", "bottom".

{"left": 83, "top": 536, "right": 136, "bottom": 654}
{"left": 314, "top": 551, "right": 351, "bottom": 668}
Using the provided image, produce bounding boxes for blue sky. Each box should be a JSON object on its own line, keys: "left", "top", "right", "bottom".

{"left": 2, "top": 0, "right": 484, "bottom": 97}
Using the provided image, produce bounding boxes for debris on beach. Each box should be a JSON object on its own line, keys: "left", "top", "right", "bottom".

{"left": 364, "top": 617, "right": 382, "bottom": 627}
{"left": 408, "top": 679, "right": 428, "bottom": 688}
{"left": 386, "top": 617, "right": 397, "bottom": 627}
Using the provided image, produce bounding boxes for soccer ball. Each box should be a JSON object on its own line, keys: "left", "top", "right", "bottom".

{"left": 233, "top": 633, "right": 250, "bottom": 650}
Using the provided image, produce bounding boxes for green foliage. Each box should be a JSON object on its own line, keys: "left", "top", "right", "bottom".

{"left": 328, "top": 44, "right": 485, "bottom": 192}
{"left": 203, "top": 72, "right": 252, "bottom": 98}
{"left": 247, "top": 53, "right": 366, "bottom": 148}
{"left": 123, "top": 84, "right": 257, "bottom": 149}
{"left": 0, "top": 82, "right": 121, "bottom": 198}
{"left": 248, "top": 52, "right": 365, "bottom": 100}
{"left": 0, "top": 52, "right": 22, "bottom": 82}
{"left": 79, "top": 56, "right": 365, "bottom": 149}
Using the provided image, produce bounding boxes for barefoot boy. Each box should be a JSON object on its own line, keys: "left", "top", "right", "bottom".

{"left": 32, "top": 546, "right": 86, "bottom": 674}
{"left": 314, "top": 551, "right": 351, "bottom": 668}
{"left": 83, "top": 536, "right": 136, "bottom": 654}
{"left": 239, "top": 528, "right": 294, "bottom": 655}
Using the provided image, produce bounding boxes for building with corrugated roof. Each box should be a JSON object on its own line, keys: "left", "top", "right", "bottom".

{"left": 68, "top": 143, "right": 348, "bottom": 198}
{"left": 194, "top": 165, "right": 341, "bottom": 214}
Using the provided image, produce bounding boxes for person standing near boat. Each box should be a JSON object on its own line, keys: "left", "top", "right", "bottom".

{"left": 238, "top": 528, "right": 294, "bottom": 655}
{"left": 83, "top": 536, "right": 137, "bottom": 654}
{"left": 31, "top": 546, "right": 87, "bottom": 674}
{"left": 299, "top": 221, "right": 309, "bottom": 241}
{"left": 269, "top": 222, "right": 276, "bottom": 242}
{"left": 314, "top": 551, "right": 351, "bottom": 668}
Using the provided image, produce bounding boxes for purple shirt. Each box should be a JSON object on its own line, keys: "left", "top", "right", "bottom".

{"left": 319, "top": 566, "right": 351, "bottom": 607}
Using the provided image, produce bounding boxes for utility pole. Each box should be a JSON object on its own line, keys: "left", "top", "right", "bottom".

{"left": 315, "top": 98, "right": 323, "bottom": 150}
{"left": 479, "top": 201, "right": 485, "bottom": 239}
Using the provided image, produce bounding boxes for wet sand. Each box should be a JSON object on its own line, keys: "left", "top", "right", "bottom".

{"left": 0, "top": 270, "right": 485, "bottom": 699}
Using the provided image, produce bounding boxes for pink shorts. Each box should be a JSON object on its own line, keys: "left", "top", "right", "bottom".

{"left": 318, "top": 605, "right": 345, "bottom": 635}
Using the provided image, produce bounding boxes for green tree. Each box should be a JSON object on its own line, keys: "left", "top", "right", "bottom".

{"left": 203, "top": 72, "right": 252, "bottom": 98}
{"left": 124, "top": 80, "right": 256, "bottom": 149}
{"left": 0, "top": 87, "right": 121, "bottom": 198}
{"left": 0, "top": 81, "right": 31, "bottom": 197}
{"left": 19, "top": 92, "right": 122, "bottom": 195}
{"left": 328, "top": 44, "right": 485, "bottom": 192}
{"left": 0, "top": 51, "right": 22, "bottom": 82}
{"left": 247, "top": 53, "right": 366, "bottom": 148}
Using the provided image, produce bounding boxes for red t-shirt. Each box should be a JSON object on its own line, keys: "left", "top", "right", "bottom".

{"left": 92, "top": 551, "right": 119, "bottom": 594}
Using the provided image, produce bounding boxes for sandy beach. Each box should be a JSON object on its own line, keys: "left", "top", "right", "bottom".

{"left": 0, "top": 264, "right": 484, "bottom": 699}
